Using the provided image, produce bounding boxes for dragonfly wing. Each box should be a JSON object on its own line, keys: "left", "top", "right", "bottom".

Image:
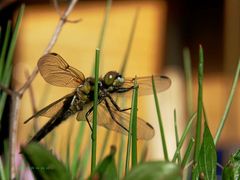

{"left": 38, "top": 53, "right": 85, "bottom": 88}
{"left": 113, "top": 75, "right": 171, "bottom": 98}
{"left": 77, "top": 99, "right": 155, "bottom": 140}
{"left": 24, "top": 93, "right": 74, "bottom": 124}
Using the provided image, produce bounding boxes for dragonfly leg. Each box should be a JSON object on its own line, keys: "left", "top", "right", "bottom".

{"left": 115, "top": 86, "right": 134, "bottom": 93}
{"left": 85, "top": 97, "right": 105, "bottom": 132}
{"left": 85, "top": 110, "right": 93, "bottom": 132}
{"left": 104, "top": 99, "right": 129, "bottom": 133}
{"left": 106, "top": 94, "right": 131, "bottom": 112}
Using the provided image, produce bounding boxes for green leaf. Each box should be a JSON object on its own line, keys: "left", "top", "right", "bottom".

{"left": 223, "top": 149, "right": 240, "bottom": 179}
{"left": 90, "top": 146, "right": 117, "bottom": 180}
{"left": 198, "top": 121, "right": 217, "bottom": 180}
{"left": 21, "top": 143, "right": 71, "bottom": 180}
{"left": 152, "top": 76, "right": 169, "bottom": 161}
{"left": 0, "top": 157, "right": 6, "bottom": 180}
{"left": 71, "top": 122, "right": 86, "bottom": 178}
{"left": 91, "top": 48, "right": 100, "bottom": 173}
{"left": 125, "top": 161, "right": 182, "bottom": 180}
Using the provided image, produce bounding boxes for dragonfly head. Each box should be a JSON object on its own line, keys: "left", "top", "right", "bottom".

{"left": 104, "top": 71, "right": 124, "bottom": 88}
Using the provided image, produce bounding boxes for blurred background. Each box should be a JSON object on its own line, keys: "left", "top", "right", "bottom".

{"left": 0, "top": 0, "right": 240, "bottom": 176}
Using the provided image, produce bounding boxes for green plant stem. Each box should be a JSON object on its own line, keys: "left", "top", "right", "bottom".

{"left": 120, "top": 8, "right": 139, "bottom": 74}
{"left": 173, "top": 109, "right": 181, "bottom": 164}
{"left": 79, "top": 144, "right": 91, "bottom": 180}
{"left": 183, "top": 47, "right": 194, "bottom": 116}
{"left": 0, "top": 21, "right": 11, "bottom": 79}
{"left": 152, "top": 76, "right": 169, "bottom": 161}
{"left": 65, "top": 122, "right": 74, "bottom": 172}
{"left": 194, "top": 45, "right": 204, "bottom": 162}
{"left": 97, "top": 0, "right": 111, "bottom": 49}
{"left": 99, "top": 130, "right": 110, "bottom": 162}
{"left": 72, "top": 122, "right": 86, "bottom": 177}
{"left": 131, "top": 79, "right": 138, "bottom": 168}
{"left": 7, "top": 5, "right": 25, "bottom": 180}
{"left": 0, "top": 157, "right": 6, "bottom": 180}
{"left": 172, "top": 112, "right": 197, "bottom": 162}
{"left": 181, "top": 138, "right": 195, "bottom": 168}
{"left": 118, "top": 135, "right": 125, "bottom": 179}
{"left": 125, "top": 79, "right": 138, "bottom": 174}
{"left": 214, "top": 59, "right": 240, "bottom": 144}
{"left": 91, "top": 48, "right": 100, "bottom": 174}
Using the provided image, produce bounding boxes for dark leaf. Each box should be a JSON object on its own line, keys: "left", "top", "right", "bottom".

{"left": 198, "top": 121, "right": 217, "bottom": 180}
{"left": 21, "top": 143, "right": 71, "bottom": 180}
{"left": 125, "top": 161, "right": 181, "bottom": 180}
{"left": 90, "top": 146, "right": 117, "bottom": 180}
{"left": 223, "top": 149, "right": 240, "bottom": 180}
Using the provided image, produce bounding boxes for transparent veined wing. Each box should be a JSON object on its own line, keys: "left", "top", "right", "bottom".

{"left": 124, "top": 75, "right": 171, "bottom": 96}
{"left": 24, "top": 93, "right": 74, "bottom": 124}
{"left": 76, "top": 98, "right": 155, "bottom": 140}
{"left": 38, "top": 53, "right": 85, "bottom": 88}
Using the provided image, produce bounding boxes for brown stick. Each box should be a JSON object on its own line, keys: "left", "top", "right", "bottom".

{"left": 7, "top": 0, "right": 79, "bottom": 179}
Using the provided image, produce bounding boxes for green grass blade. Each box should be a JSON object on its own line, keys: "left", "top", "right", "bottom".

{"left": 79, "top": 144, "right": 91, "bottom": 180}
{"left": 125, "top": 78, "right": 139, "bottom": 173}
{"left": 0, "top": 21, "right": 11, "bottom": 79}
{"left": 193, "top": 45, "right": 204, "bottom": 162}
{"left": 90, "top": 146, "right": 117, "bottom": 180}
{"left": 92, "top": 0, "right": 111, "bottom": 74}
{"left": 71, "top": 122, "right": 86, "bottom": 178}
{"left": 0, "top": 74, "right": 11, "bottom": 127}
{"left": 4, "top": 4, "right": 25, "bottom": 77}
{"left": 131, "top": 79, "right": 138, "bottom": 168}
{"left": 0, "top": 157, "right": 6, "bottom": 180}
{"left": 97, "top": 0, "right": 111, "bottom": 49}
{"left": 173, "top": 109, "right": 181, "bottom": 164}
{"left": 214, "top": 59, "right": 240, "bottom": 144}
{"left": 91, "top": 48, "right": 100, "bottom": 173}
{"left": 172, "top": 112, "right": 197, "bottom": 163}
{"left": 21, "top": 143, "right": 71, "bottom": 179}
{"left": 152, "top": 76, "right": 169, "bottom": 161}
{"left": 118, "top": 135, "right": 125, "bottom": 179}
{"left": 139, "top": 143, "right": 148, "bottom": 164}
{"left": 125, "top": 110, "right": 132, "bottom": 174}
{"left": 125, "top": 81, "right": 137, "bottom": 175}
{"left": 125, "top": 161, "right": 182, "bottom": 180}
{"left": 99, "top": 130, "right": 110, "bottom": 162}
{"left": 222, "top": 149, "right": 240, "bottom": 179}
{"left": 181, "top": 137, "right": 195, "bottom": 168}
{"left": 0, "top": 4, "right": 25, "bottom": 128}
{"left": 120, "top": 9, "right": 139, "bottom": 74}
{"left": 3, "top": 140, "right": 9, "bottom": 179}
{"left": 183, "top": 47, "right": 194, "bottom": 116}
{"left": 198, "top": 121, "right": 217, "bottom": 180}
{"left": 65, "top": 122, "right": 74, "bottom": 173}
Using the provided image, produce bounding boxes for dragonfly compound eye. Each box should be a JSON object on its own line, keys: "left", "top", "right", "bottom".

{"left": 104, "top": 71, "right": 119, "bottom": 86}
{"left": 113, "top": 76, "right": 124, "bottom": 87}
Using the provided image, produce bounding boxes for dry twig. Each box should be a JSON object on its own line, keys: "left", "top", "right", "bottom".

{"left": 0, "top": 0, "right": 80, "bottom": 179}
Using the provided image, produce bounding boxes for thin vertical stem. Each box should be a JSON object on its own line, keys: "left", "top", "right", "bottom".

{"left": 174, "top": 109, "right": 181, "bottom": 163}
{"left": 181, "top": 138, "right": 195, "bottom": 168}
{"left": 183, "top": 48, "right": 194, "bottom": 116}
{"left": 91, "top": 48, "right": 100, "bottom": 173}
{"left": 152, "top": 76, "right": 169, "bottom": 161}
{"left": 214, "top": 59, "right": 240, "bottom": 144}
{"left": 120, "top": 8, "right": 139, "bottom": 74}
{"left": 131, "top": 79, "right": 138, "bottom": 168}
{"left": 172, "top": 112, "right": 196, "bottom": 163}
{"left": 194, "top": 45, "right": 204, "bottom": 163}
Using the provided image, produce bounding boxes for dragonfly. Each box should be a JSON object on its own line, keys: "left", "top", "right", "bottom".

{"left": 24, "top": 53, "right": 171, "bottom": 143}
